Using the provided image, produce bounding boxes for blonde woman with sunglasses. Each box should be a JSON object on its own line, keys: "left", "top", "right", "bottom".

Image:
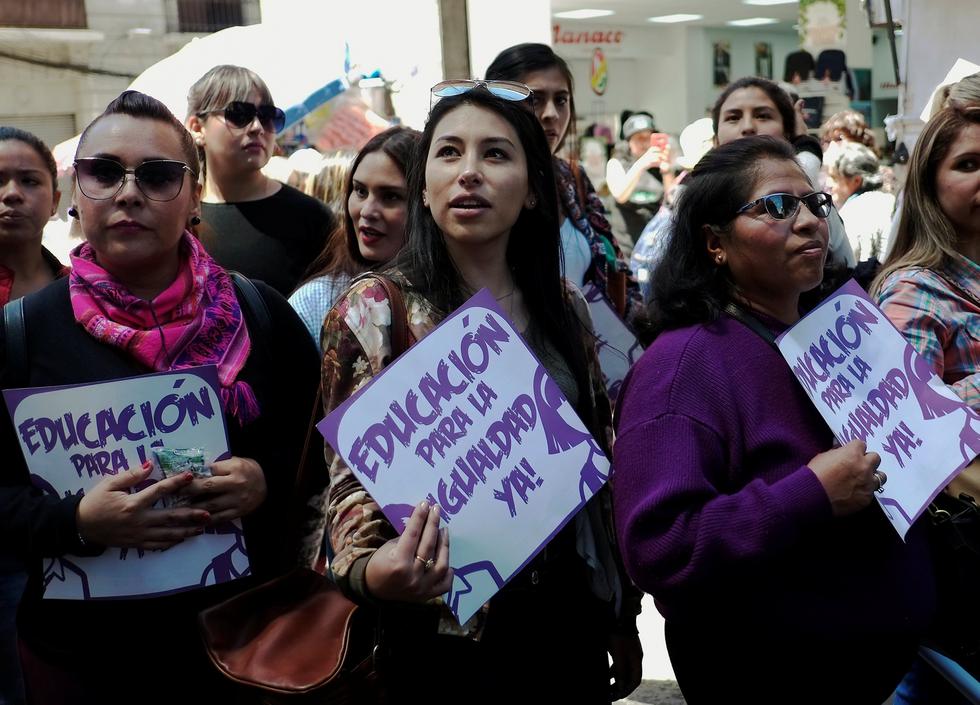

{"left": 186, "top": 65, "right": 336, "bottom": 295}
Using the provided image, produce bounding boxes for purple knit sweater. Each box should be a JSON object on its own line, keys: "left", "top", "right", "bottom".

{"left": 612, "top": 313, "right": 934, "bottom": 642}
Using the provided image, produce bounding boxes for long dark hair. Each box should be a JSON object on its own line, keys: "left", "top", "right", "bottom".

{"left": 394, "top": 87, "right": 590, "bottom": 397}
{"left": 642, "top": 136, "right": 799, "bottom": 342}
{"left": 711, "top": 77, "right": 795, "bottom": 142}
{"left": 485, "top": 43, "right": 577, "bottom": 158}
{"left": 302, "top": 126, "right": 420, "bottom": 284}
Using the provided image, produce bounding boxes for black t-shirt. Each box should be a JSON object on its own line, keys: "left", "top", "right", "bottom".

{"left": 196, "top": 183, "right": 335, "bottom": 296}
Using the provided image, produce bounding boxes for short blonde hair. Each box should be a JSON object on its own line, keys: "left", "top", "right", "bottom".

{"left": 186, "top": 64, "right": 274, "bottom": 119}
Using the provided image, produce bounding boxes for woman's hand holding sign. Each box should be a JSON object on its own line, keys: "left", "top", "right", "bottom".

{"left": 76, "top": 462, "right": 210, "bottom": 550}
{"left": 184, "top": 456, "right": 267, "bottom": 523}
{"left": 809, "top": 439, "right": 885, "bottom": 516}
{"left": 365, "top": 501, "right": 453, "bottom": 602}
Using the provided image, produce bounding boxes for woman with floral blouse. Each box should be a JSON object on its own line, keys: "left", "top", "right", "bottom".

{"left": 308, "top": 84, "right": 643, "bottom": 704}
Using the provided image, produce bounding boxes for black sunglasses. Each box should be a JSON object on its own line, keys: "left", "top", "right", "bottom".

{"left": 73, "top": 158, "right": 195, "bottom": 202}
{"left": 735, "top": 192, "right": 833, "bottom": 221}
{"left": 204, "top": 101, "right": 286, "bottom": 133}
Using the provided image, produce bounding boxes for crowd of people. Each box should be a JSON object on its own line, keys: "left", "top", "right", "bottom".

{"left": 0, "top": 42, "right": 977, "bottom": 705}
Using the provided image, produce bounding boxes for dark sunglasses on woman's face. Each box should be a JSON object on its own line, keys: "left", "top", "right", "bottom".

{"left": 205, "top": 101, "right": 286, "bottom": 133}
{"left": 73, "top": 158, "right": 195, "bottom": 202}
{"left": 735, "top": 192, "right": 833, "bottom": 221}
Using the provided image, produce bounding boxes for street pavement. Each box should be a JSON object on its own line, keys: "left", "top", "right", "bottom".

{"left": 614, "top": 595, "right": 685, "bottom": 705}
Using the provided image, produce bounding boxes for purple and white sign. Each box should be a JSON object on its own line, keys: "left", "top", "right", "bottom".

{"left": 318, "top": 290, "right": 610, "bottom": 623}
{"left": 776, "top": 280, "right": 980, "bottom": 537}
{"left": 581, "top": 283, "right": 644, "bottom": 402}
{"left": 3, "top": 366, "right": 248, "bottom": 600}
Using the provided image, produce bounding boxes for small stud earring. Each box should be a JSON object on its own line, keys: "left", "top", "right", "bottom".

{"left": 716, "top": 255, "right": 723, "bottom": 264}
{"left": 190, "top": 215, "right": 201, "bottom": 226}
{"left": 527, "top": 198, "right": 537, "bottom": 209}
{"left": 67, "top": 206, "right": 79, "bottom": 219}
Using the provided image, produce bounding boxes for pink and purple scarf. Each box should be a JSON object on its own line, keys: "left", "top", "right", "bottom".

{"left": 69, "top": 232, "right": 260, "bottom": 425}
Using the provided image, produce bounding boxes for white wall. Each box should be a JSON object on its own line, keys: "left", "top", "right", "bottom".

{"left": 555, "top": 24, "right": 694, "bottom": 136}
{"left": 900, "top": 0, "right": 980, "bottom": 128}
{"left": 555, "top": 22, "right": 801, "bottom": 138}
{"left": 684, "top": 26, "right": 801, "bottom": 125}
{"left": 467, "top": 0, "right": 551, "bottom": 78}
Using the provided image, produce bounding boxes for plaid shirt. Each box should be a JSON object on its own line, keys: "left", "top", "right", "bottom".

{"left": 877, "top": 252, "right": 980, "bottom": 409}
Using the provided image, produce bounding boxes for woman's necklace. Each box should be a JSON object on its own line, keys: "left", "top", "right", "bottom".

{"left": 495, "top": 286, "right": 515, "bottom": 319}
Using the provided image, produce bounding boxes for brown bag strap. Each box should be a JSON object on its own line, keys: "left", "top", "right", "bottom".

{"left": 350, "top": 271, "right": 413, "bottom": 358}
{"left": 294, "top": 272, "right": 413, "bottom": 567}
{"left": 297, "top": 272, "right": 412, "bottom": 493}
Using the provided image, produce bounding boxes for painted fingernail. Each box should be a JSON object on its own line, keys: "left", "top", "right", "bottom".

{"left": 419, "top": 500, "right": 429, "bottom": 511}
{"left": 432, "top": 505, "right": 441, "bottom": 517}
{"left": 182, "top": 472, "right": 194, "bottom": 482}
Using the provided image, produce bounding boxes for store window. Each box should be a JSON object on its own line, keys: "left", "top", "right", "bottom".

{"left": 0, "top": 0, "right": 86, "bottom": 29}
{"left": 173, "top": 0, "right": 252, "bottom": 33}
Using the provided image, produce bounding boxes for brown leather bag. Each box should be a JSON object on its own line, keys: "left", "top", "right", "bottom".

{"left": 199, "top": 568, "right": 380, "bottom": 703}
{"left": 198, "top": 273, "right": 411, "bottom": 703}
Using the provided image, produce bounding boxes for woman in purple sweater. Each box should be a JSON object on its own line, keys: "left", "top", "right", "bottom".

{"left": 613, "top": 136, "right": 934, "bottom": 704}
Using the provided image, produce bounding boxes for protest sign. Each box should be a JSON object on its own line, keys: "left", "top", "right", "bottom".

{"left": 3, "top": 366, "right": 247, "bottom": 599}
{"left": 776, "top": 280, "right": 980, "bottom": 537}
{"left": 318, "top": 289, "right": 610, "bottom": 623}
{"left": 581, "top": 283, "right": 643, "bottom": 402}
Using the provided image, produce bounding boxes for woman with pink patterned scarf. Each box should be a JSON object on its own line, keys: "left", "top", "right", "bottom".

{"left": 0, "top": 91, "right": 322, "bottom": 704}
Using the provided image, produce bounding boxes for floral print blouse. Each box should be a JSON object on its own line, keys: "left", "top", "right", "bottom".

{"left": 304, "top": 272, "right": 640, "bottom": 635}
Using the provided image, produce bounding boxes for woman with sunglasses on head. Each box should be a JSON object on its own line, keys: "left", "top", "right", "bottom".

{"left": 485, "top": 44, "right": 643, "bottom": 326}
{"left": 0, "top": 91, "right": 323, "bottom": 704}
{"left": 312, "top": 82, "right": 643, "bottom": 703}
{"left": 613, "top": 136, "right": 933, "bottom": 704}
{"left": 0, "top": 126, "right": 69, "bottom": 705}
{"left": 289, "top": 126, "right": 420, "bottom": 349}
{"left": 186, "top": 65, "right": 336, "bottom": 296}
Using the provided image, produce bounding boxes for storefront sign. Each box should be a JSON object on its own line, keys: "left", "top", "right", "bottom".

{"left": 553, "top": 23, "right": 624, "bottom": 45}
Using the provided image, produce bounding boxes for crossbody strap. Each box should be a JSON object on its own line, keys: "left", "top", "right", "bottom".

{"left": 722, "top": 301, "right": 778, "bottom": 350}
{"left": 229, "top": 272, "right": 272, "bottom": 339}
{"left": 296, "top": 272, "right": 412, "bottom": 511}
{"left": 350, "top": 272, "right": 413, "bottom": 357}
{"left": 3, "top": 297, "right": 27, "bottom": 384}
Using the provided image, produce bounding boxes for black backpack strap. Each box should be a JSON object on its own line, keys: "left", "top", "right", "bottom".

{"left": 722, "top": 301, "right": 778, "bottom": 350}
{"left": 3, "top": 297, "right": 27, "bottom": 384}
{"left": 230, "top": 272, "right": 272, "bottom": 339}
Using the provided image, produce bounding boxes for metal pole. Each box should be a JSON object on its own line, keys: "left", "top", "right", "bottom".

{"left": 882, "top": 0, "right": 901, "bottom": 86}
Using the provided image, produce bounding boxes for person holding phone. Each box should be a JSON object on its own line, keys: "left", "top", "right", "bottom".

{"left": 185, "top": 65, "right": 335, "bottom": 296}
{"left": 605, "top": 112, "right": 673, "bottom": 244}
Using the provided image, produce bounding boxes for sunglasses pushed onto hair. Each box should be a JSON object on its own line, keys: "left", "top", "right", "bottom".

{"left": 74, "top": 158, "right": 195, "bottom": 202}
{"left": 203, "top": 101, "right": 286, "bottom": 134}
{"left": 430, "top": 80, "right": 533, "bottom": 110}
{"left": 735, "top": 192, "right": 833, "bottom": 221}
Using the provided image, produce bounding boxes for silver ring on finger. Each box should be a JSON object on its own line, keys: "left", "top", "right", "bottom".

{"left": 873, "top": 471, "right": 885, "bottom": 494}
{"left": 415, "top": 555, "right": 435, "bottom": 571}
